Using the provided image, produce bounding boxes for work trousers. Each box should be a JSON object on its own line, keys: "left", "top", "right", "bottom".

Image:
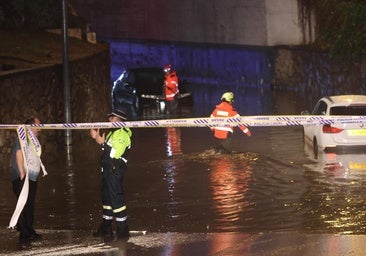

{"left": 215, "top": 133, "right": 233, "bottom": 153}
{"left": 12, "top": 178, "right": 38, "bottom": 238}
{"left": 101, "top": 163, "right": 128, "bottom": 232}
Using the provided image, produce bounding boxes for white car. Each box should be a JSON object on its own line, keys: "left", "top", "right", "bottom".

{"left": 302, "top": 95, "right": 366, "bottom": 157}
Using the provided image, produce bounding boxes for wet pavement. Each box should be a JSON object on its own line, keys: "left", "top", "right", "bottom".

{"left": 2, "top": 86, "right": 366, "bottom": 255}
{"left": 3, "top": 228, "right": 366, "bottom": 255}
{"left": 3, "top": 227, "right": 366, "bottom": 255}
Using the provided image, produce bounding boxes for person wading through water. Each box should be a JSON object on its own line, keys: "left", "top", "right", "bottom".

{"left": 210, "top": 92, "right": 252, "bottom": 153}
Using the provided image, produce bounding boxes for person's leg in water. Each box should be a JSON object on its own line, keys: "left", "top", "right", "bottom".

{"left": 25, "top": 180, "right": 42, "bottom": 240}
{"left": 215, "top": 134, "right": 233, "bottom": 154}
{"left": 113, "top": 165, "right": 130, "bottom": 240}
{"left": 12, "top": 178, "right": 31, "bottom": 242}
{"left": 221, "top": 136, "right": 233, "bottom": 153}
{"left": 93, "top": 169, "right": 113, "bottom": 240}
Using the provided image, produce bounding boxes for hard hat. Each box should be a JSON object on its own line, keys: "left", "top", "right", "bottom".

{"left": 221, "top": 92, "right": 234, "bottom": 103}
{"left": 163, "top": 64, "right": 172, "bottom": 73}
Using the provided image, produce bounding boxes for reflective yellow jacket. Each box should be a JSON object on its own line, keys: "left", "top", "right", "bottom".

{"left": 105, "top": 128, "right": 132, "bottom": 159}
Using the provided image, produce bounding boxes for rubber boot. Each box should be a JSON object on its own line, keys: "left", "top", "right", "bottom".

{"left": 93, "top": 220, "right": 113, "bottom": 238}
{"left": 116, "top": 221, "right": 130, "bottom": 240}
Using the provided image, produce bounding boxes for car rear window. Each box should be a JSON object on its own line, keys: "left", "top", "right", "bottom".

{"left": 134, "top": 71, "right": 163, "bottom": 87}
{"left": 330, "top": 106, "right": 366, "bottom": 115}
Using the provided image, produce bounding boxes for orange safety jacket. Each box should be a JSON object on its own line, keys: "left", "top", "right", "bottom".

{"left": 164, "top": 71, "right": 179, "bottom": 101}
{"left": 210, "top": 101, "right": 250, "bottom": 139}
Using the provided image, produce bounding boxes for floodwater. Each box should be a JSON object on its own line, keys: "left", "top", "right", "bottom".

{"left": 1, "top": 85, "right": 366, "bottom": 255}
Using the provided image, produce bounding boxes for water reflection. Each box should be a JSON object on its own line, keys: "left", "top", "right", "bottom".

{"left": 208, "top": 154, "right": 253, "bottom": 231}
{"left": 163, "top": 127, "right": 184, "bottom": 220}
{"left": 37, "top": 163, "right": 78, "bottom": 230}
{"left": 165, "top": 128, "right": 182, "bottom": 157}
{"left": 65, "top": 164, "right": 77, "bottom": 229}
{"left": 304, "top": 143, "right": 366, "bottom": 180}
{"left": 161, "top": 233, "right": 182, "bottom": 256}
{"left": 302, "top": 144, "right": 366, "bottom": 234}
{"left": 208, "top": 232, "right": 251, "bottom": 255}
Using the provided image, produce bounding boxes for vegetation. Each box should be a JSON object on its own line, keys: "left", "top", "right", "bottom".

{"left": 0, "top": 0, "right": 62, "bottom": 29}
{"left": 309, "top": 0, "right": 366, "bottom": 58}
{"left": 0, "top": 1, "right": 99, "bottom": 66}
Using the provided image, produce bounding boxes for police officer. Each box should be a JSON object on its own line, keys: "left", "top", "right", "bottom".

{"left": 210, "top": 92, "right": 252, "bottom": 153}
{"left": 90, "top": 109, "right": 132, "bottom": 241}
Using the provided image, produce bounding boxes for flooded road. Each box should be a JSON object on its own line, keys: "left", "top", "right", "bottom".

{"left": 1, "top": 85, "right": 366, "bottom": 254}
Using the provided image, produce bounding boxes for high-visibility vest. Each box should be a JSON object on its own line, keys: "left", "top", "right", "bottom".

{"left": 164, "top": 71, "right": 179, "bottom": 101}
{"left": 210, "top": 101, "right": 249, "bottom": 139}
{"left": 105, "top": 128, "right": 132, "bottom": 160}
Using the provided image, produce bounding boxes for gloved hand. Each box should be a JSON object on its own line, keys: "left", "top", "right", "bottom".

{"left": 243, "top": 129, "right": 252, "bottom": 137}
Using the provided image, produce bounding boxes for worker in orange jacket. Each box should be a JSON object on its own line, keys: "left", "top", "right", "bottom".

{"left": 210, "top": 92, "right": 251, "bottom": 153}
{"left": 163, "top": 64, "right": 179, "bottom": 114}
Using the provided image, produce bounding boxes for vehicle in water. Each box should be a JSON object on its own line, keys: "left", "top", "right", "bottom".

{"left": 111, "top": 67, "right": 192, "bottom": 118}
{"left": 301, "top": 95, "right": 366, "bottom": 158}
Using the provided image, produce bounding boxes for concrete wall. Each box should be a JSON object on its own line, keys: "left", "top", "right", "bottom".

{"left": 72, "top": 0, "right": 313, "bottom": 46}
{"left": 0, "top": 50, "right": 111, "bottom": 167}
{"left": 109, "top": 39, "right": 272, "bottom": 88}
{"left": 271, "top": 47, "right": 366, "bottom": 107}
{"left": 108, "top": 38, "right": 366, "bottom": 109}
{"left": 265, "top": 0, "right": 314, "bottom": 45}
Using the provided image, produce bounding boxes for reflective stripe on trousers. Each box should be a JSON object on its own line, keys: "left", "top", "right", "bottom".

{"left": 101, "top": 164, "right": 127, "bottom": 222}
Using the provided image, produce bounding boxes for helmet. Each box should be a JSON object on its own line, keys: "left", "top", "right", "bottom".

{"left": 221, "top": 92, "right": 234, "bottom": 103}
{"left": 163, "top": 64, "right": 172, "bottom": 73}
